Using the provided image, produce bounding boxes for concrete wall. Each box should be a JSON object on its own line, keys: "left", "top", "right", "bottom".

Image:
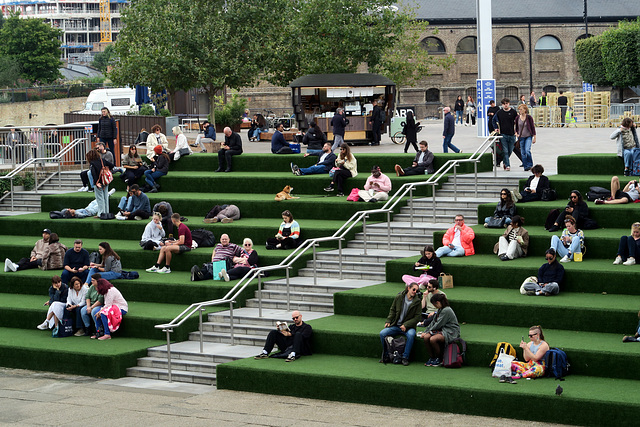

{"left": 0, "top": 97, "right": 85, "bottom": 127}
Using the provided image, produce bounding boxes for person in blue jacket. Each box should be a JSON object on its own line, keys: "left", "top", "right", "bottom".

{"left": 271, "top": 123, "right": 292, "bottom": 154}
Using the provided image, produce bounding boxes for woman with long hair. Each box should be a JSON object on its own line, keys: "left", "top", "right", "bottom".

{"left": 484, "top": 188, "right": 516, "bottom": 227}
{"left": 92, "top": 278, "right": 128, "bottom": 340}
{"left": 266, "top": 210, "right": 301, "bottom": 250}
{"left": 97, "top": 107, "right": 117, "bottom": 154}
{"left": 84, "top": 242, "right": 122, "bottom": 284}
{"left": 420, "top": 293, "right": 460, "bottom": 366}
{"left": 403, "top": 110, "right": 420, "bottom": 153}
{"left": 87, "top": 148, "right": 113, "bottom": 216}
{"left": 515, "top": 103, "right": 536, "bottom": 171}
{"left": 324, "top": 143, "right": 358, "bottom": 197}
{"left": 401, "top": 245, "right": 443, "bottom": 287}
{"left": 120, "top": 145, "right": 146, "bottom": 187}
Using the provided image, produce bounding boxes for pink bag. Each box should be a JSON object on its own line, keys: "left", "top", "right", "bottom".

{"left": 346, "top": 188, "right": 360, "bottom": 201}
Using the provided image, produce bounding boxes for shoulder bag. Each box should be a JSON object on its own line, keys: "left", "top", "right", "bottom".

{"left": 99, "top": 158, "right": 113, "bottom": 186}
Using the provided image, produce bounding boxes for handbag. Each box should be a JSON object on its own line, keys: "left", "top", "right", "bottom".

{"left": 346, "top": 188, "right": 360, "bottom": 201}
{"left": 53, "top": 318, "right": 74, "bottom": 338}
{"left": 541, "top": 188, "right": 557, "bottom": 201}
{"left": 486, "top": 216, "right": 506, "bottom": 228}
{"left": 491, "top": 349, "right": 515, "bottom": 378}
{"left": 520, "top": 276, "right": 538, "bottom": 294}
{"left": 329, "top": 167, "right": 340, "bottom": 178}
{"left": 438, "top": 272, "right": 454, "bottom": 289}
{"left": 211, "top": 259, "right": 226, "bottom": 281}
{"left": 99, "top": 158, "right": 113, "bottom": 186}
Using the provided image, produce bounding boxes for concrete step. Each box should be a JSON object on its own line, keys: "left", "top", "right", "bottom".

{"left": 436, "top": 189, "right": 513, "bottom": 198}
{"left": 203, "top": 322, "right": 274, "bottom": 336}
{"left": 406, "top": 197, "right": 495, "bottom": 208}
{"left": 259, "top": 289, "right": 335, "bottom": 304}
{"left": 304, "top": 259, "right": 386, "bottom": 273}
{"left": 393, "top": 213, "right": 478, "bottom": 224}
{"left": 208, "top": 308, "right": 334, "bottom": 326}
{"left": 314, "top": 249, "right": 416, "bottom": 263}
{"left": 244, "top": 297, "right": 335, "bottom": 313}
{"left": 126, "top": 366, "right": 217, "bottom": 385}
{"left": 135, "top": 356, "right": 218, "bottom": 374}
{"left": 297, "top": 267, "right": 385, "bottom": 281}
{"left": 347, "top": 241, "right": 430, "bottom": 252}
{"left": 188, "top": 331, "right": 266, "bottom": 347}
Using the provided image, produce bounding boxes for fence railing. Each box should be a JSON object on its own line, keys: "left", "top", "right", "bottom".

{"left": 154, "top": 132, "right": 500, "bottom": 382}
{"left": 0, "top": 84, "right": 108, "bottom": 104}
{"left": 0, "top": 127, "right": 88, "bottom": 169}
{"left": 0, "top": 136, "right": 88, "bottom": 210}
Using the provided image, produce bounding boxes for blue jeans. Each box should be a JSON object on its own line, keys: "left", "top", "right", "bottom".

{"left": 90, "top": 305, "right": 102, "bottom": 331}
{"left": 501, "top": 134, "right": 516, "bottom": 167}
{"left": 306, "top": 149, "right": 323, "bottom": 156}
{"left": 519, "top": 136, "right": 533, "bottom": 170}
{"left": 550, "top": 235, "right": 581, "bottom": 259}
{"left": 94, "top": 185, "right": 109, "bottom": 215}
{"left": 144, "top": 170, "right": 166, "bottom": 187}
{"left": 81, "top": 305, "right": 99, "bottom": 330}
{"left": 118, "top": 196, "right": 132, "bottom": 211}
{"left": 85, "top": 268, "right": 121, "bottom": 284}
{"left": 484, "top": 216, "right": 512, "bottom": 225}
{"left": 618, "top": 235, "right": 640, "bottom": 260}
{"left": 379, "top": 325, "right": 417, "bottom": 359}
{"left": 442, "top": 135, "right": 460, "bottom": 153}
{"left": 623, "top": 149, "right": 634, "bottom": 169}
{"left": 96, "top": 309, "right": 127, "bottom": 336}
{"left": 250, "top": 129, "right": 262, "bottom": 140}
{"left": 455, "top": 110, "right": 463, "bottom": 124}
{"left": 435, "top": 245, "right": 466, "bottom": 257}
{"left": 300, "top": 164, "right": 328, "bottom": 175}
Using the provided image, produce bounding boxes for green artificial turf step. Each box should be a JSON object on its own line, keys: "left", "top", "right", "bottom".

{"left": 557, "top": 153, "right": 624, "bottom": 176}
{"left": 0, "top": 326, "right": 162, "bottom": 378}
{"left": 305, "top": 315, "right": 640, "bottom": 380}
{"left": 439, "top": 225, "right": 632, "bottom": 260}
{"left": 0, "top": 265, "right": 284, "bottom": 306}
{"left": 39, "top": 191, "right": 402, "bottom": 222}
{"left": 385, "top": 254, "right": 640, "bottom": 295}
{"left": 477, "top": 199, "right": 640, "bottom": 231}
{"left": 0, "top": 293, "right": 227, "bottom": 341}
{"left": 333, "top": 283, "right": 640, "bottom": 334}
{"left": 216, "top": 354, "right": 640, "bottom": 426}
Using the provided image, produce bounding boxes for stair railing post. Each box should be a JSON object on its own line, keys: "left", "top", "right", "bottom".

{"left": 453, "top": 164, "right": 458, "bottom": 202}
{"left": 199, "top": 307, "right": 204, "bottom": 353}
{"left": 474, "top": 161, "right": 478, "bottom": 198}
{"left": 493, "top": 138, "right": 498, "bottom": 177}
{"left": 10, "top": 178, "right": 14, "bottom": 211}
{"left": 386, "top": 211, "right": 391, "bottom": 251}
{"left": 58, "top": 161, "right": 62, "bottom": 188}
{"left": 286, "top": 267, "right": 291, "bottom": 311}
{"left": 432, "top": 184, "right": 436, "bottom": 222}
{"left": 362, "top": 215, "right": 368, "bottom": 255}
{"left": 312, "top": 242, "right": 317, "bottom": 286}
{"left": 229, "top": 302, "right": 235, "bottom": 345}
{"left": 165, "top": 329, "right": 173, "bottom": 383}
{"left": 258, "top": 272, "right": 263, "bottom": 317}
{"left": 339, "top": 238, "right": 343, "bottom": 280}
{"left": 33, "top": 162, "right": 38, "bottom": 194}
{"left": 409, "top": 187, "right": 414, "bottom": 227}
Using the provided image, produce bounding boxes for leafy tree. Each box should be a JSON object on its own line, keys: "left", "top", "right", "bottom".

{"left": 600, "top": 19, "right": 640, "bottom": 88}
{"left": 0, "top": 57, "right": 22, "bottom": 88}
{"left": 0, "top": 13, "right": 62, "bottom": 83}
{"left": 92, "top": 44, "right": 115, "bottom": 73}
{"left": 575, "top": 36, "right": 609, "bottom": 86}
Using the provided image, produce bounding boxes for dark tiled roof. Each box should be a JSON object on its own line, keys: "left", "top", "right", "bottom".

{"left": 289, "top": 74, "right": 396, "bottom": 88}
{"left": 409, "top": 0, "right": 640, "bottom": 23}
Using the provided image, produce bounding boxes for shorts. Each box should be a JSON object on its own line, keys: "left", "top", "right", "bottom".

{"left": 615, "top": 190, "right": 632, "bottom": 202}
{"left": 178, "top": 245, "right": 191, "bottom": 253}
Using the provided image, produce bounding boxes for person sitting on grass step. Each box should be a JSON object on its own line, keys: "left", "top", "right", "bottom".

{"left": 417, "top": 279, "right": 446, "bottom": 328}
{"left": 323, "top": 143, "right": 357, "bottom": 197}
{"left": 266, "top": 210, "right": 300, "bottom": 250}
{"left": 140, "top": 213, "right": 165, "bottom": 250}
{"left": 143, "top": 146, "right": 170, "bottom": 193}
{"left": 5, "top": 228, "right": 51, "bottom": 272}
{"left": 401, "top": 245, "right": 443, "bottom": 288}
{"left": 595, "top": 177, "right": 640, "bottom": 205}
{"left": 379, "top": 283, "right": 422, "bottom": 366}
{"left": 494, "top": 215, "right": 529, "bottom": 261}
{"left": 394, "top": 140, "right": 435, "bottom": 176}
{"left": 290, "top": 142, "right": 336, "bottom": 176}
{"left": 61, "top": 240, "right": 91, "bottom": 284}
{"left": 190, "top": 234, "right": 241, "bottom": 281}
{"left": 623, "top": 310, "right": 640, "bottom": 342}
{"left": 116, "top": 184, "right": 151, "bottom": 221}
{"left": 613, "top": 222, "right": 640, "bottom": 266}
{"left": 84, "top": 242, "right": 122, "bottom": 285}
{"left": 66, "top": 276, "right": 89, "bottom": 337}
{"left": 549, "top": 215, "right": 584, "bottom": 263}
{"left": 358, "top": 165, "right": 391, "bottom": 203}
{"left": 218, "top": 238, "right": 259, "bottom": 282}
{"left": 434, "top": 214, "right": 475, "bottom": 258}
{"left": 521, "top": 249, "right": 565, "bottom": 296}
{"left": 507, "top": 325, "right": 549, "bottom": 382}
{"left": 419, "top": 293, "right": 460, "bottom": 367}
{"left": 36, "top": 275, "right": 68, "bottom": 335}
{"left": 254, "top": 311, "right": 313, "bottom": 362}
{"left": 146, "top": 213, "right": 192, "bottom": 274}
{"left": 91, "top": 278, "right": 128, "bottom": 340}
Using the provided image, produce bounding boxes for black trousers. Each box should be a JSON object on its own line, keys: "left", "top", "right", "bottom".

{"left": 333, "top": 168, "right": 352, "bottom": 193}
{"left": 126, "top": 210, "right": 150, "bottom": 220}
{"left": 80, "top": 170, "right": 90, "bottom": 187}
{"left": 403, "top": 165, "right": 426, "bottom": 176}
{"left": 121, "top": 167, "right": 146, "bottom": 185}
{"left": 371, "top": 122, "right": 382, "bottom": 145}
{"left": 17, "top": 257, "right": 41, "bottom": 271}
{"left": 217, "top": 149, "right": 242, "bottom": 171}
{"left": 266, "top": 237, "right": 296, "bottom": 249}
{"left": 263, "top": 329, "right": 305, "bottom": 354}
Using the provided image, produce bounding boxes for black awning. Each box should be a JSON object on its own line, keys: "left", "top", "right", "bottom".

{"left": 289, "top": 73, "right": 395, "bottom": 88}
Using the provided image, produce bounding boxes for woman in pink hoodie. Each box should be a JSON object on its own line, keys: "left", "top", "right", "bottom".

{"left": 92, "top": 278, "right": 128, "bottom": 340}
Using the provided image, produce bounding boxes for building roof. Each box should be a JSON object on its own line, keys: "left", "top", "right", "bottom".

{"left": 410, "top": 0, "right": 640, "bottom": 24}
{"left": 289, "top": 73, "right": 395, "bottom": 88}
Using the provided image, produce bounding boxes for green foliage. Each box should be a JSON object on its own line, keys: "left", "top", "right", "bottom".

{"left": 575, "top": 36, "right": 609, "bottom": 85}
{"left": 214, "top": 95, "right": 247, "bottom": 127}
{"left": 600, "top": 19, "right": 640, "bottom": 88}
{"left": 92, "top": 45, "right": 115, "bottom": 73}
{"left": 0, "top": 13, "right": 62, "bottom": 83}
{"left": 158, "top": 108, "right": 172, "bottom": 117}
{"left": 134, "top": 104, "right": 155, "bottom": 116}
{"left": 0, "top": 57, "right": 21, "bottom": 88}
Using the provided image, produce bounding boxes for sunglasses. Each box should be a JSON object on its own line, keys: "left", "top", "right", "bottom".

{"left": 570, "top": 196, "right": 577, "bottom": 199}
{"left": 455, "top": 219, "right": 464, "bottom": 222}
{"left": 545, "top": 256, "right": 554, "bottom": 260}
{"left": 501, "top": 192, "right": 508, "bottom": 195}
{"left": 292, "top": 316, "right": 300, "bottom": 320}
{"left": 243, "top": 243, "right": 251, "bottom": 246}
{"left": 528, "top": 333, "right": 537, "bottom": 337}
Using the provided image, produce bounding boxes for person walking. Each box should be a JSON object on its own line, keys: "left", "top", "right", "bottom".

{"left": 454, "top": 96, "right": 464, "bottom": 125}
{"left": 442, "top": 107, "right": 460, "bottom": 153}
{"left": 515, "top": 104, "right": 536, "bottom": 171}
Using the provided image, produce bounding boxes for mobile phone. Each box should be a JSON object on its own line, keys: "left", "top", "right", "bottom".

{"left": 522, "top": 336, "right": 525, "bottom": 342}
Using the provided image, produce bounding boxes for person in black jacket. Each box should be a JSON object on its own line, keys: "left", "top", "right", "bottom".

{"left": 254, "top": 310, "right": 313, "bottom": 362}
{"left": 330, "top": 108, "right": 348, "bottom": 151}
{"left": 522, "top": 249, "right": 564, "bottom": 296}
{"left": 36, "top": 275, "right": 70, "bottom": 332}
{"left": 395, "top": 141, "right": 435, "bottom": 176}
{"left": 403, "top": 110, "right": 420, "bottom": 153}
{"left": 97, "top": 107, "right": 118, "bottom": 155}
{"left": 369, "top": 100, "right": 384, "bottom": 146}
{"left": 513, "top": 164, "right": 549, "bottom": 203}
{"left": 143, "top": 147, "right": 169, "bottom": 193}
{"left": 291, "top": 142, "right": 336, "bottom": 176}
{"left": 303, "top": 121, "right": 327, "bottom": 155}
{"left": 484, "top": 188, "right": 516, "bottom": 226}
{"left": 454, "top": 95, "right": 465, "bottom": 125}
{"left": 216, "top": 127, "right": 243, "bottom": 172}
{"left": 442, "top": 107, "right": 460, "bottom": 153}
{"left": 548, "top": 190, "right": 590, "bottom": 231}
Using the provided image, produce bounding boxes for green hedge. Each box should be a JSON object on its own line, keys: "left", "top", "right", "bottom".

{"left": 557, "top": 154, "right": 624, "bottom": 176}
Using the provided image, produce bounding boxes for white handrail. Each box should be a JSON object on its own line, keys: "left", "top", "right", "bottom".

{"left": 154, "top": 133, "right": 502, "bottom": 382}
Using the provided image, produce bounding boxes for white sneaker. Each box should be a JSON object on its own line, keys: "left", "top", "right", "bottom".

{"left": 134, "top": 216, "right": 142, "bottom": 221}
{"left": 560, "top": 255, "right": 571, "bottom": 263}
{"left": 108, "top": 188, "right": 116, "bottom": 196}
{"left": 37, "top": 321, "right": 48, "bottom": 330}
{"left": 77, "top": 186, "right": 87, "bottom": 192}
{"left": 613, "top": 256, "right": 623, "bottom": 265}
{"left": 115, "top": 213, "right": 126, "bottom": 221}
{"left": 623, "top": 257, "right": 636, "bottom": 266}
{"left": 219, "top": 269, "right": 229, "bottom": 282}
{"left": 157, "top": 266, "right": 171, "bottom": 274}
{"left": 4, "top": 258, "right": 17, "bottom": 272}
{"left": 146, "top": 265, "right": 159, "bottom": 272}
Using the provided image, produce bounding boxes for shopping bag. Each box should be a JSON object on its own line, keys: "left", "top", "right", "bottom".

{"left": 438, "top": 273, "right": 453, "bottom": 289}
{"left": 491, "top": 349, "right": 515, "bottom": 378}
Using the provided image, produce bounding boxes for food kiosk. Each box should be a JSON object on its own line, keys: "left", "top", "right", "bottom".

{"left": 289, "top": 73, "right": 396, "bottom": 144}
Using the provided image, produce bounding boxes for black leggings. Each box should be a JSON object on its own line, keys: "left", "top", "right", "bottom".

{"left": 333, "top": 169, "right": 352, "bottom": 193}
{"left": 266, "top": 237, "right": 297, "bottom": 249}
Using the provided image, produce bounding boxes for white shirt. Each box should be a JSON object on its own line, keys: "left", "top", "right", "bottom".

{"left": 451, "top": 228, "right": 462, "bottom": 248}
{"left": 530, "top": 176, "right": 540, "bottom": 191}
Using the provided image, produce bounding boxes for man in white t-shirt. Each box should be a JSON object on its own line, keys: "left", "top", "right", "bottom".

{"left": 434, "top": 214, "right": 475, "bottom": 258}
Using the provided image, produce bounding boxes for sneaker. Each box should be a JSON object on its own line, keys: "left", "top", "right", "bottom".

{"left": 623, "top": 257, "right": 636, "bottom": 266}
{"left": 115, "top": 213, "right": 126, "bottom": 221}
{"left": 559, "top": 255, "right": 571, "bottom": 263}
{"left": 77, "top": 186, "right": 87, "bottom": 192}
{"left": 5, "top": 258, "right": 17, "bottom": 272}
{"left": 613, "top": 256, "right": 623, "bottom": 265}
{"left": 511, "top": 189, "right": 522, "bottom": 201}
{"left": 394, "top": 164, "right": 405, "bottom": 176}
{"left": 401, "top": 358, "right": 409, "bottom": 366}
{"left": 323, "top": 186, "right": 334, "bottom": 192}
{"left": 595, "top": 199, "right": 605, "bottom": 205}
{"left": 286, "top": 353, "right": 296, "bottom": 362}
{"left": 294, "top": 169, "right": 302, "bottom": 176}
{"left": 219, "top": 269, "right": 229, "bottom": 282}
{"left": 190, "top": 265, "right": 199, "bottom": 281}
{"left": 483, "top": 223, "right": 488, "bottom": 228}
{"left": 220, "top": 218, "right": 233, "bottom": 223}
{"left": 157, "top": 266, "right": 171, "bottom": 274}
{"left": 336, "top": 192, "right": 344, "bottom": 197}
{"left": 203, "top": 218, "right": 216, "bottom": 223}
{"left": 134, "top": 216, "right": 142, "bottom": 221}
{"left": 525, "top": 290, "right": 536, "bottom": 296}
{"left": 52, "top": 326, "right": 59, "bottom": 336}
{"left": 108, "top": 188, "right": 116, "bottom": 196}
{"left": 98, "top": 334, "right": 111, "bottom": 340}
{"left": 146, "top": 265, "right": 159, "bottom": 272}
{"left": 424, "top": 358, "right": 435, "bottom": 366}
{"left": 74, "top": 328, "right": 85, "bottom": 337}
{"left": 37, "top": 321, "right": 48, "bottom": 330}
{"left": 290, "top": 162, "right": 297, "bottom": 175}
{"left": 499, "top": 375, "right": 507, "bottom": 383}
{"left": 507, "top": 376, "right": 518, "bottom": 384}
{"left": 432, "top": 358, "right": 442, "bottom": 367}
{"left": 254, "top": 353, "right": 269, "bottom": 359}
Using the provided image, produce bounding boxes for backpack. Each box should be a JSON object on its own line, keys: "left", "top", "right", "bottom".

{"left": 586, "top": 186, "right": 611, "bottom": 202}
{"left": 541, "top": 188, "right": 557, "bottom": 201}
{"left": 120, "top": 270, "right": 139, "bottom": 280}
{"left": 49, "top": 211, "right": 64, "bottom": 219}
{"left": 544, "top": 209, "right": 560, "bottom": 230}
{"left": 490, "top": 341, "right": 517, "bottom": 369}
{"left": 631, "top": 147, "right": 640, "bottom": 176}
{"left": 191, "top": 228, "right": 216, "bottom": 247}
{"left": 382, "top": 335, "right": 406, "bottom": 364}
{"left": 543, "top": 348, "right": 570, "bottom": 380}
{"left": 443, "top": 337, "right": 467, "bottom": 368}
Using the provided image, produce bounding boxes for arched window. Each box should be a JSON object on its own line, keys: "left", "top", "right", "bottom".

{"left": 543, "top": 85, "right": 557, "bottom": 94}
{"left": 465, "top": 87, "right": 476, "bottom": 100}
{"left": 457, "top": 36, "right": 477, "bottom": 53}
{"left": 496, "top": 36, "right": 524, "bottom": 52}
{"left": 421, "top": 37, "right": 446, "bottom": 55}
{"left": 425, "top": 88, "right": 440, "bottom": 103}
{"left": 504, "top": 86, "right": 519, "bottom": 101}
{"left": 535, "top": 35, "right": 562, "bottom": 51}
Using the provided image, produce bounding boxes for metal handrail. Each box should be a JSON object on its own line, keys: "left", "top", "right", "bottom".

{"left": 154, "top": 133, "right": 501, "bottom": 382}
{"left": 0, "top": 137, "right": 88, "bottom": 210}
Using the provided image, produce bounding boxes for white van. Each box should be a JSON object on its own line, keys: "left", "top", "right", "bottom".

{"left": 79, "top": 87, "right": 137, "bottom": 115}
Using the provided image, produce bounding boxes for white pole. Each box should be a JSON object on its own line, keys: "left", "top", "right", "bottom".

{"left": 476, "top": 0, "right": 493, "bottom": 138}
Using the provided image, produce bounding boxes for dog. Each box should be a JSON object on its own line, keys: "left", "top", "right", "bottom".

{"left": 275, "top": 185, "right": 299, "bottom": 201}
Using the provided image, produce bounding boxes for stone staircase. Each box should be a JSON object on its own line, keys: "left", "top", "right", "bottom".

{"left": 126, "top": 172, "right": 526, "bottom": 385}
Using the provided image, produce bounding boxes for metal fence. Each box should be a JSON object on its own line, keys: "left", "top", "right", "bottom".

{"left": 64, "top": 113, "right": 170, "bottom": 147}
{"left": 0, "top": 84, "right": 108, "bottom": 105}
{"left": 0, "top": 126, "right": 89, "bottom": 168}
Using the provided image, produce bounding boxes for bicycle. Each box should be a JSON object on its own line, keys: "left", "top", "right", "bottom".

{"left": 391, "top": 123, "right": 423, "bottom": 145}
